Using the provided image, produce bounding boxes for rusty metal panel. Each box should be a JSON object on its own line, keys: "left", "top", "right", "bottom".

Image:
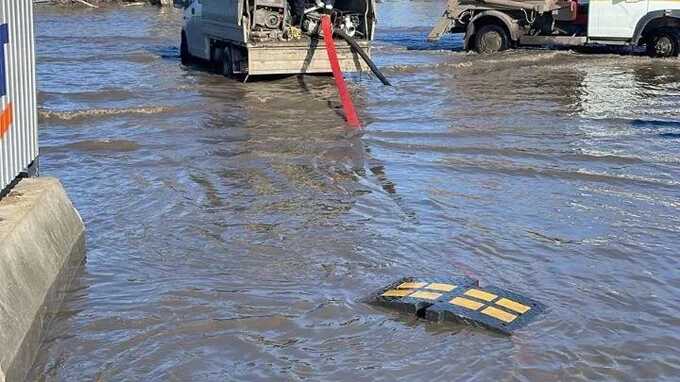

{"left": 0, "top": 0, "right": 38, "bottom": 194}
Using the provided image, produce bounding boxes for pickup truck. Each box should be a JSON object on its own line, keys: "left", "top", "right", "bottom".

{"left": 428, "top": 0, "right": 680, "bottom": 57}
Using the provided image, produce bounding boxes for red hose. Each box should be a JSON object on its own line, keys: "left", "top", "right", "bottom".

{"left": 321, "top": 15, "right": 361, "bottom": 129}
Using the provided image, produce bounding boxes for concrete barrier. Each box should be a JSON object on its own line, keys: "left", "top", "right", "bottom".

{"left": 0, "top": 177, "right": 85, "bottom": 382}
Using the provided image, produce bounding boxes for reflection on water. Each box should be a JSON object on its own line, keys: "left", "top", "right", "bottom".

{"left": 30, "top": 2, "right": 680, "bottom": 381}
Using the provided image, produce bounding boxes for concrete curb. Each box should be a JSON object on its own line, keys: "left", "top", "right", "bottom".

{"left": 0, "top": 177, "right": 85, "bottom": 382}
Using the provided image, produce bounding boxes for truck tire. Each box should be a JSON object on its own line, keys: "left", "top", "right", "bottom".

{"left": 474, "top": 24, "right": 509, "bottom": 54}
{"left": 180, "top": 32, "right": 191, "bottom": 65}
{"left": 646, "top": 28, "right": 680, "bottom": 58}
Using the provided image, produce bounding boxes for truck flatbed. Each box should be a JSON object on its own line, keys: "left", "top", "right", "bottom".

{"left": 247, "top": 39, "right": 369, "bottom": 75}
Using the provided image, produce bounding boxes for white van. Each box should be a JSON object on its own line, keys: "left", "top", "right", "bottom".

{"left": 175, "top": 0, "right": 376, "bottom": 77}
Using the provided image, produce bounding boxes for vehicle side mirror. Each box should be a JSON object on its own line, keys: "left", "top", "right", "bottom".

{"left": 173, "top": 0, "right": 191, "bottom": 9}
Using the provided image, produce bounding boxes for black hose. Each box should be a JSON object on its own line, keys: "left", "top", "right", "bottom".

{"left": 334, "top": 29, "right": 392, "bottom": 86}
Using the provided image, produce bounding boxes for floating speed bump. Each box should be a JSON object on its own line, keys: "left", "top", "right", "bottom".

{"left": 368, "top": 278, "right": 546, "bottom": 335}
{"left": 425, "top": 286, "right": 545, "bottom": 334}
{"left": 369, "top": 276, "right": 478, "bottom": 316}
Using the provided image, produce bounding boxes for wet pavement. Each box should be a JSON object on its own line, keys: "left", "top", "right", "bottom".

{"left": 29, "top": 2, "right": 680, "bottom": 381}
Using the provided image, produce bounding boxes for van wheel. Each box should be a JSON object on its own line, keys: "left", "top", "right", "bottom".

{"left": 474, "top": 24, "right": 509, "bottom": 54}
{"left": 180, "top": 32, "right": 191, "bottom": 65}
{"left": 222, "top": 46, "right": 234, "bottom": 77}
{"left": 646, "top": 28, "right": 680, "bottom": 58}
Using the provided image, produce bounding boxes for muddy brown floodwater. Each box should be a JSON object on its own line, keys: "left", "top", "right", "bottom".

{"left": 28, "top": 2, "right": 680, "bottom": 381}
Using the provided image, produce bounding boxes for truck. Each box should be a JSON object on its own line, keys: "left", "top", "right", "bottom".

{"left": 427, "top": 0, "right": 680, "bottom": 58}
{"left": 174, "top": 0, "right": 376, "bottom": 77}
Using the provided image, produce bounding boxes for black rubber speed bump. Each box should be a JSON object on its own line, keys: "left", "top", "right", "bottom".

{"left": 369, "top": 276, "right": 478, "bottom": 316}
{"left": 425, "top": 285, "right": 546, "bottom": 334}
{"left": 368, "top": 279, "right": 545, "bottom": 335}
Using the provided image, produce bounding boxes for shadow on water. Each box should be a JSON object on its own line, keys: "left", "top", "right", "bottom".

{"left": 631, "top": 120, "right": 680, "bottom": 129}
{"left": 25, "top": 242, "right": 89, "bottom": 382}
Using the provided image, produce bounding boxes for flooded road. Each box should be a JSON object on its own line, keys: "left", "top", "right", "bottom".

{"left": 30, "top": 2, "right": 680, "bottom": 381}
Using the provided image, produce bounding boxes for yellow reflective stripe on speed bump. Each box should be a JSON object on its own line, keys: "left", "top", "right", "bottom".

{"left": 384, "top": 282, "right": 456, "bottom": 300}
{"left": 481, "top": 306, "right": 517, "bottom": 323}
{"left": 382, "top": 289, "right": 414, "bottom": 297}
{"left": 450, "top": 297, "right": 484, "bottom": 311}
{"left": 496, "top": 298, "right": 531, "bottom": 314}
{"left": 409, "top": 291, "right": 442, "bottom": 300}
{"left": 426, "top": 283, "right": 457, "bottom": 292}
{"left": 398, "top": 282, "right": 427, "bottom": 289}
{"left": 465, "top": 289, "right": 498, "bottom": 302}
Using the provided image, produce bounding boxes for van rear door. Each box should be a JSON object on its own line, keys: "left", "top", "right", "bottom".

{"left": 589, "top": 0, "right": 649, "bottom": 39}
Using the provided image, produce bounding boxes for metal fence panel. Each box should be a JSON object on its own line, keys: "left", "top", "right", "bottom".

{"left": 0, "top": 0, "right": 38, "bottom": 194}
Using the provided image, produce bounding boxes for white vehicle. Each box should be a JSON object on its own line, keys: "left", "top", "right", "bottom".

{"left": 428, "top": 0, "right": 680, "bottom": 57}
{"left": 174, "top": 0, "right": 376, "bottom": 77}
